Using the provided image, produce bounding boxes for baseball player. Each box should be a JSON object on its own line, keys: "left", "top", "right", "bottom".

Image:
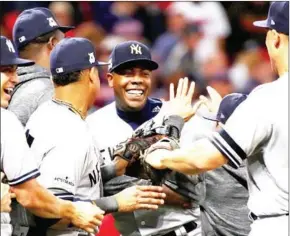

{"left": 195, "top": 92, "right": 251, "bottom": 236}
{"left": 0, "top": 35, "right": 105, "bottom": 236}
{"left": 8, "top": 7, "right": 74, "bottom": 126}
{"left": 144, "top": 2, "right": 289, "bottom": 236}
{"left": 24, "top": 37, "right": 165, "bottom": 236}
{"left": 87, "top": 41, "right": 201, "bottom": 236}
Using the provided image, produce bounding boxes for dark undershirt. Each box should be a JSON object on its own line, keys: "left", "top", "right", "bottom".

{"left": 116, "top": 98, "right": 162, "bottom": 130}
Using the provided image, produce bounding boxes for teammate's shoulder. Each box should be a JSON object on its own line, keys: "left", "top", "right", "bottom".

{"left": 1, "top": 108, "right": 20, "bottom": 122}
{"left": 87, "top": 102, "right": 116, "bottom": 122}
{"left": 16, "top": 77, "right": 53, "bottom": 95}
{"left": 1, "top": 108, "right": 24, "bottom": 132}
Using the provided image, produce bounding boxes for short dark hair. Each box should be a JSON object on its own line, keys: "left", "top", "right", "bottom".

{"left": 18, "top": 30, "right": 58, "bottom": 52}
{"left": 52, "top": 71, "right": 81, "bottom": 86}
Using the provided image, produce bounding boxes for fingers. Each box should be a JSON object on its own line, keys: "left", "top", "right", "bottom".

{"left": 136, "top": 185, "right": 164, "bottom": 193}
{"left": 136, "top": 203, "right": 159, "bottom": 210}
{"left": 176, "top": 78, "right": 184, "bottom": 98}
{"left": 187, "top": 81, "right": 195, "bottom": 102}
{"left": 137, "top": 190, "right": 166, "bottom": 199}
{"left": 181, "top": 77, "right": 189, "bottom": 97}
{"left": 169, "top": 83, "right": 174, "bottom": 101}
{"left": 207, "top": 86, "right": 222, "bottom": 102}
{"left": 199, "top": 95, "right": 209, "bottom": 104}
{"left": 89, "top": 217, "right": 103, "bottom": 227}
{"left": 95, "top": 212, "right": 105, "bottom": 221}
{"left": 192, "top": 100, "right": 204, "bottom": 113}
{"left": 137, "top": 197, "right": 165, "bottom": 205}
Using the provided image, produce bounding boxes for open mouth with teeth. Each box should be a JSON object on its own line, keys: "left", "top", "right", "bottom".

{"left": 125, "top": 89, "right": 145, "bottom": 99}
{"left": 3, "top": 88, "right": 14, "bottom": 96}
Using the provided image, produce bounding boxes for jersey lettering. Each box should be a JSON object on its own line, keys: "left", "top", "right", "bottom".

{"left": 25, "top": 129, "right": 35, "bottom": 148}
{"left": 89, "top": 164, "right": 100, "bottom": 187}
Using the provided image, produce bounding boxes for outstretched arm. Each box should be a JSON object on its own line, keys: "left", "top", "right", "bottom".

{"left": 145, "top": 138, "right": 227, "bottom": 175}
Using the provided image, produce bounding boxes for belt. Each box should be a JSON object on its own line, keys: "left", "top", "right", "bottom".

{"left": 249, "top": 212, "right": 289, "bottom": 221}
{"left": 163, "top": 221, "right": 197, "bottom": 236}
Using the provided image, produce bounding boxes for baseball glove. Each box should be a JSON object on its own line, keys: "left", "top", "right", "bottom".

{"left": 112, "top": 115, "right": 184, "bottom": 185}
{"left": 139, "top": 136, "right": 180, "bottom": 185}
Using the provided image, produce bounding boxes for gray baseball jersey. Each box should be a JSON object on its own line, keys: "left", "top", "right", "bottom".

{"left": 181, "top": 112, "right": 251, "bottom": 236}
{"left": 8, "top": 64, "right": 53, "bottom": 126}
{"left": 87, "top": 101, "right": 201, "bottom": 236}
{"left": 209, "top": 73, "right": 288, "bottom": 236}
{"left": 1, "top": 108, "right": 40, "bottom": 236}
{"left": 25, "top": 100, "right": 102, "bottom": 236}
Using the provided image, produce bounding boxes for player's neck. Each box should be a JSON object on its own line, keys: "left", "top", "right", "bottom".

{"left": 20, "top": 50, "right": 50, "bottom": 69}
{"left": 276, "top": 49, "right": 288, "bottom": 77}
{"left": 54, "top": 87, "right": 89, "bottom": 119}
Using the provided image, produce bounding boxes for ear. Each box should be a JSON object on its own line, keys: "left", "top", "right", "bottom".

{"left": 107, "top": 73, "right": 114, "bottom": 88}
{"left": 89, "top": 67, "right": 98, "bottom": 84}
{"left": 272, "top": 30, "right": 281, "bottom": 49}
{"left": 48, "top": 36, "right": 58, "bottom": 51}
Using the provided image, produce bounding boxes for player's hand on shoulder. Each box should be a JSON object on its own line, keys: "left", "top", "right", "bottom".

{"left": 159, "top": 77, "right": 203, "bottom": 121}
{"left": 114, "top": 185, "right": 166, "bottom": 212}
{"left": 71, "top": 201, "right": 105, "bottom": 233}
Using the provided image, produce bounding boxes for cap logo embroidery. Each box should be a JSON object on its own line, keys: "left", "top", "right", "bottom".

{"left": 19, "top": 36, "right": 26, "bottom": 43}
{"left": 6, "top": 40, "right": 15, "bottom": 53}
{"left": 152, "top": 106, "right": 160, "bottom": 113}
{"left": 47, "top": 17, "right": 58, "bottom": 27}
{"left": 271, "top": 19, "right": 275, "bottom": 25}
{"left": 88, "top": 52, "right": 95, "bottom": 64}
{"left": 130, "top": 44, "right": 142, "bottom": 55}
{"left": 56, "top": 67, "right": 64, "bottom": 73}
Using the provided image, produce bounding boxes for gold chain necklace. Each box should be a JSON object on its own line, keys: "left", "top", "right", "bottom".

{"left": 52, "top": 98, "right": 85, "bottom": 120}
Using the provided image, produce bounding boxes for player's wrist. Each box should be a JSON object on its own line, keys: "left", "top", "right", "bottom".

{"left": 94, "top": 196, "right": 119, "bottom": 214}
{"left": 59, "top": 199, "right": 75, "bottom": 221}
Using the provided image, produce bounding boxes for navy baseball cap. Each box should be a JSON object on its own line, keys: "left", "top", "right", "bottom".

{"left": 50, "top": 37, "right": 109, "bottom": 76}
{"left": 108, "top": 41, "right": 158, "bottom": 73}
{"left": 253, "top": 1, "right": 289, "bottom": 35}
{"left": 203, "top": 93, "right": 248, "bottom": 124}
{"left": 0, "top": 36, "right": 34, "bottom": 67}
{"left": 13, "top": 7, "right": 74, "bottom": 50}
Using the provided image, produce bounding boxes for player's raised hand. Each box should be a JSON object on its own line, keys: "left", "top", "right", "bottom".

{"left": 70, "top": 201, "right": 105, "bottom": 234}
{"left": 114, "top": 185, "right": 166, "bottom": 212}
{"left": 159, "top": 77, "right": 203, "bottom": 121}
{"left": 199, "top": 86, "right": 222, "bottom": 113}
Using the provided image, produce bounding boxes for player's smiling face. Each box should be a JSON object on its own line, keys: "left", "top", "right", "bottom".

{"left": 108, "top": 65, "right": 152, "bottom": 111}
{"left": 0, "top": 65, "right": 18, "bottom": 108}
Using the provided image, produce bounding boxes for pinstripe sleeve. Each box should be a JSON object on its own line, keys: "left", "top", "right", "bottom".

{"left": 208, "top": 89, "right": 272, "bottom": 169}
{"left": 1, "top": 109, "right": 40, "bottom": 186}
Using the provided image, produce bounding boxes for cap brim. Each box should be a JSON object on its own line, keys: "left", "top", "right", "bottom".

{"left": 58, "top": 26, "right": 75, "bottom": 33}
{"left": 110, "top": 59, "right": 159, "bottom": 72}
{"left": 6, "top": 58, "right": 35, "bottom": 67}
{"left": 253, "top": 19, "right": 269, "bottom": 28}
{"left": 202, "top": 111, "right": 219, "bottom": 122}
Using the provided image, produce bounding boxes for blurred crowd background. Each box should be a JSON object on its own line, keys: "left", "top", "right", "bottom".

{"left": 1, "top": 1, "right": 275, "bottom": 110}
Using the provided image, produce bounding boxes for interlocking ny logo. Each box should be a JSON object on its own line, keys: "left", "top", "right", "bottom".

{"left": 6, "top": 40, "right": 15, "bottom": 53}
{"left": 88, "top": 52, "right": 95, "bottom": 64}
{"left": 47, "top": 17, "right": 58, "bottom": 27}
{"left": 130, "top": 44, "right": 142, "bottom": 55}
